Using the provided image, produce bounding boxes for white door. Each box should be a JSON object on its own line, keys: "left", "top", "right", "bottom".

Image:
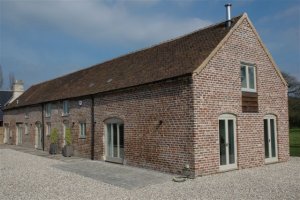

{"left": 16, "top": 124, "right": 23, "bottom": 145}
{"left": 3, "top": 125, "right": 9, "bottom": 144}
{"left": 219, "top": 114, "right": 237, "bottom": 171}
{"left": 35, "top": 123, "right": 42, "bottom": 149}
{"left": 264, "top": 115, "right": 278, "bottom": 163}
{"left": 62, "top": 123, "right": 69, "bottom": 146}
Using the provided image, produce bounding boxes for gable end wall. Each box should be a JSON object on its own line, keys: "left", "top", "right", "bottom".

{"left": 192, "top": 18, "right": 289, "bottom": 176}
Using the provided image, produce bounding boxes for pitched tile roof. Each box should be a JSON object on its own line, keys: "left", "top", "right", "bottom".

{"left": 0, "top": 91, "right": 13, "bottom": 120}
{"left": 6, "top": 15, "right": 242, "bottom": 109}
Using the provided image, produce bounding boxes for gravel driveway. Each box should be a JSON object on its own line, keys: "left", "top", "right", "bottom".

{"left": 0, "top": 148, "right": 299, "bottom": 200}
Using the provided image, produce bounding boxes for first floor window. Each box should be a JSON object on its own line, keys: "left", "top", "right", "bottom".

{"left": 63, "top": 100, "right": 69, "bottom": 115}
{"left": 241, "top": 64, "right": 256, "bottom": 92}
{"left": 45, "top": 103, "right": 52, "bottom": 117}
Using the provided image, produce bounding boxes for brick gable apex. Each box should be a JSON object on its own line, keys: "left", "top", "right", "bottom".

{"left": 193, "top": 13, "right": 287, "bottom": 87}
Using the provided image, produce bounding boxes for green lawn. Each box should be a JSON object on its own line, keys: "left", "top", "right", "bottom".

{"left": 290, "top": 128, "right": 300, "bottom": 157}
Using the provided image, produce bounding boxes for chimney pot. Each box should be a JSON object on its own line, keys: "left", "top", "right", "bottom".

{"left": 225, "top": 3, "right": 232, "bottom": 28}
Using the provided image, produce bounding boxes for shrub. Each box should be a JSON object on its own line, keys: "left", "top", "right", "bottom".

{"left": 65, "top": 128, "right": 72, "bottom": 145}
{"left": 50, "top": 128, "right": 58, "bottom": 144}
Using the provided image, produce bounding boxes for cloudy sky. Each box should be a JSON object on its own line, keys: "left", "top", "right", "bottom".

{"left": 0, "top": 0, "right": 299, "bottom": 89}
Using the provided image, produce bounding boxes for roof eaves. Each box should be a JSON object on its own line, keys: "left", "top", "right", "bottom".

{"left": 193, "top": 13, "right": 247, "bottom": 75}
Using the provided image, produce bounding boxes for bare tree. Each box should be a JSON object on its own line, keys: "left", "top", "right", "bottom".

{"left": 282, "top": 71, "right": 300, "bottom": 97}
{"left": 9, "top": 72, "right": 15, "bottom": 90}
{"left": 0, "top": 65, "right": 3, "bottom": 89}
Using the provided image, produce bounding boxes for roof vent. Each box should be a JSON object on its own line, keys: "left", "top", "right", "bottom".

{"left": 225, "top": 3, "right": 232, "bottom": 28}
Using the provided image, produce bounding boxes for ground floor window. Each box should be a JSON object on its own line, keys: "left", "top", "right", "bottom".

{"left": 79, "top": 123, "right": 86, "bottom": 138}
{"left": 105, "top": 118, "right": 124, "bottom": 164}
{"left": 219, "top": 114, "right": 237, "bottom": 171}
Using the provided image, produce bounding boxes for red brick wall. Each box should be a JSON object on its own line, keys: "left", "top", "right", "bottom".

{"left": 93, "top": 76, "right": 194, "bottom": 174}
{"left": 192, "top": 18, "right": 289, "bottom": 176}
{"left": 4, "top": 76, "right": 195, "bottom": 175}
{"left": 3, "top": 17, "right": 288, "bottom": 176}
{"left": 4, "top": 106, "right": 42, "bottom": 148}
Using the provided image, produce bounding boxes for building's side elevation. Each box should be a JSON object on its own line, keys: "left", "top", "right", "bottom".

{"left": 3, "top": 14, "right": 289, "bottom": 176}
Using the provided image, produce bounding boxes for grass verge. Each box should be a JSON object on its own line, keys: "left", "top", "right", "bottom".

{"left": 290, "top": 128, "right": 300, "bottom": 157}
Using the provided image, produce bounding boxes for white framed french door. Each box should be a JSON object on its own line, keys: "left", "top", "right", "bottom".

{"left": 35, "top": 123, "right": 42, "bottom": 149}
{"left": 3, "top": 124, "right": 9, "bottom": 144}
{"left": 264, "top": 115, "right": 278, "bottom": 163}
{"left": 105, "top": 119, "right": 124, "bottom": 164}
{"left": 62, "top": 121, "right": 70, "bottom": 146}
{"left": 16, "top": 124, "right": 23, "bottom": 145}
{"left": 219, "top": 114, "right": 237, "bottom": 171}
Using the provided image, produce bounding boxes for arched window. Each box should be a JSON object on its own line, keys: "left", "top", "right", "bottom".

{"left": 218, "top": 114, "right": 237, "bottom": 171}
{"left": 104, "top": 118, "right": 124, "bottom": 164}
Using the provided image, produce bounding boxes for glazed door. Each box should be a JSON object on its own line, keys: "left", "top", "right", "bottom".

{"left": 16, "top": 125, "right": 23, "bottom": 145}
{"left": 264, "top": 115, "right": 278, "bottom": 163}
{"left": 219, "top": 114, "right": 237, "bottom": 171}
{"left": 36, "top": 124, "right": 42, "bottom": 149}
{"left": 106, "top": 123, "right": 124, "bottom": 163}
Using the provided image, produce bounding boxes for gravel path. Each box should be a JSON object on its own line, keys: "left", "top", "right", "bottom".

{"left": 0, "top": 149, "right": 299, "bottom": 200}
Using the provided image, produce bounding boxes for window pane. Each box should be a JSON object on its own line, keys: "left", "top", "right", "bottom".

{"left": 63, "top": 101, "right": 68, "bottom": 114}
{"left": 83, "top": 124, "right": 86, "bottom": 136}
{"left": 107, "top": 124, "right": 112, "bottom": 157}
{"left": 248, "top": 66, "right": 255, "bottom": 89}
{"left": 113, "top": 124, "right": 118, "bottom": 157}
{"left": 80, "top": 123, "right": 86, "bottom": 137}
{"left": 119, "top": 124, "right": 124, "bottom": 159}
{"left": 264, "top": 119, "right": 269, "bottom": 158}
{"left": 228, "top": 120, "right": 235, "bottom": 164}
{"left": 219, "top": 120, "right": 226, "bottom": 165}
{"left": 270, "top": 119, "right": 276, "bottom": 157}
{"left": 241, "top": 66, "right": 247, "bottom": 88}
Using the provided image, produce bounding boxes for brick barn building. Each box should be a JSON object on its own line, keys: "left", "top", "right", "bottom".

{"left": 3, "top": 13, "right": 289, "bottom": 176}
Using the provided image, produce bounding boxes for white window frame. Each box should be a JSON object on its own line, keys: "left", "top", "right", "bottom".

{"left": 79, "top": 123, "right": 86, "bottom": 138}
{"left": 62, "top": 123, "right": 69, "bottom": 146}
{"left": 46, "top": 123, "right": 51, "bottom": 136}
{"left": 104, "top": 118, "right": 124, "bottom": 163}
{"left": 241, "top": 64, "right": 256, "bottom": 93}
{"left": 16, "top": 124, "right": 23, "bottom": 145}
{"left": 45, "top": 103, "right": 52, "bottom": 117}
{"left": 62, "top": 100, "right": 69, "bottom": 116}
{"left": 264, "top": 114, "right": 278, "bottom": 163}
{"left": 3, "top": 124, "right": 9, "bottom": 144}
{"left": 218, "top": 114, "right": 237, "bottom": 171}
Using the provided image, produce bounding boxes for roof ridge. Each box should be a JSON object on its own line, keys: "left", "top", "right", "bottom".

{"left": 30, "top": 14, "right": 244, "bottom": 87}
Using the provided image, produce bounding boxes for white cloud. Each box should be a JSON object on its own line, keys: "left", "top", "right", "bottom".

{"left": 2, "top": 0, "right": 211, "bottom": 44}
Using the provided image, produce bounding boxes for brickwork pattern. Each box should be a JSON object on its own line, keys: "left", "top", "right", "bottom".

{"left": 3, "top": 17, "right": 289, "bottom": 176}
{"left": 93, "top": 76, "right": 194, "bottom": 174}
{"left": 192, "top": 18, "right": 289, "bottom": 176}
